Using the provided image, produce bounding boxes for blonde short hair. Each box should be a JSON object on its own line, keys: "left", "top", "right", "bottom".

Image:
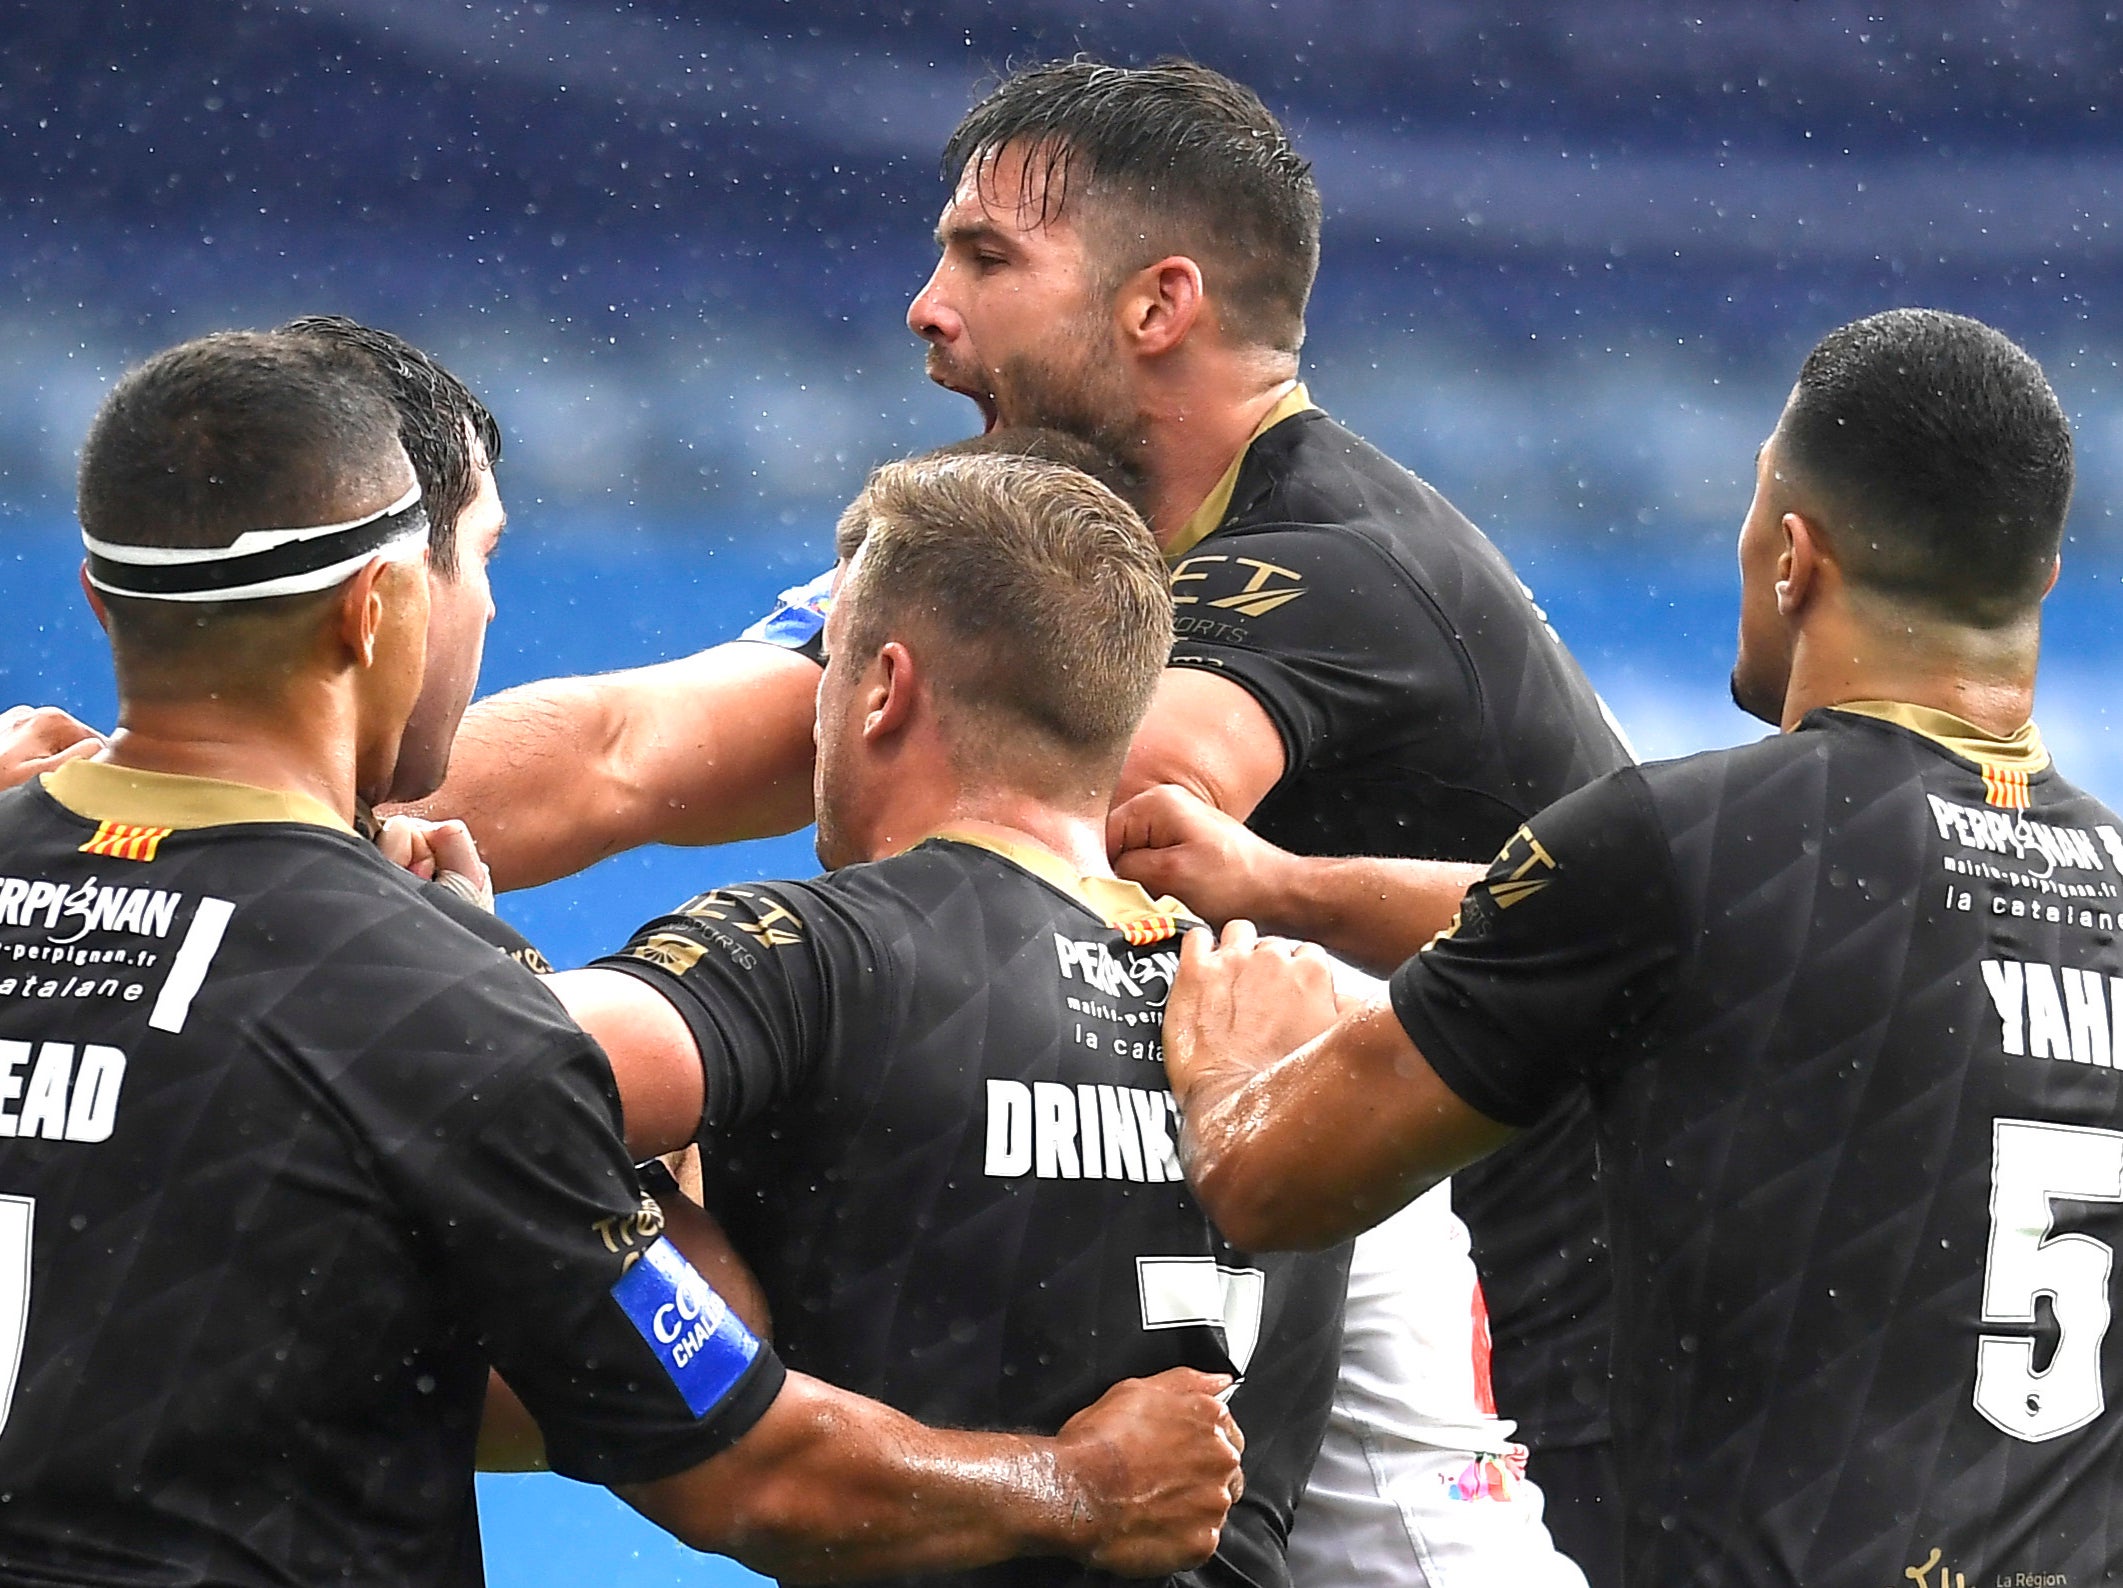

{"left": 836, "top": 451, "right": 1173, "bottom": 762}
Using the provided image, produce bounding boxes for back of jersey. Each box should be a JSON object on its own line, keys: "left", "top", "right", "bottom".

{"left": 0, "top": 776, "right": 499, "bottom": 1584}
{"left": 1615, "top": 711, "right": 2123, "bottom": 1584}
{"left": 603, "top": 838, "right": 1350, "bottom": 1588}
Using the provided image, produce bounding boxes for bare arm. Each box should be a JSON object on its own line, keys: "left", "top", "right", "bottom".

{"left": 543, "top": 967, "right": 708, "bottom": 1159}
{"left": 1110, "top": 785, "right": 1483, "bottom": 974}
{"left": 622, "top": 1364, "right": 1240, "bottom": 1583}
{"left": 1115, "top": 668, "right": 1286, "bottom": 819}
{"left": 397, "top": 643, "right": 822, "bottom": 891}
{"left": 1162, "top": 921, "right": 1516, "bottom": 1252}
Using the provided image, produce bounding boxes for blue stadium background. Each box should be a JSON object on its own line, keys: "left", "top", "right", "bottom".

{"left": 3, "top": 3, "right": 2121, "bottom": 1582}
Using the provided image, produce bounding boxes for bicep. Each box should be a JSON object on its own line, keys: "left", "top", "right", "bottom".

{"left": 612, "top": 643, "right": 821, "bottom": 849}
{"left": 1185, "top": 997, "right": 1517, "bottom": 1251}
{"left": 1118, "top": 667, "right": 1286, "bottom": 819}
{"left": 545, "top": 968, "right": 707, "bottom": 1158}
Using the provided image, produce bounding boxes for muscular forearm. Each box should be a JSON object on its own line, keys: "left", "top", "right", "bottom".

{"left": 397, "top": 676, "right": 657, "bottom": 889}
{"left": 1174, "top": 1000, "right": 1514, "bottom": 1252}
{"left": 398, "top": 646, "right": 820, "bottom": 891}
{"left": 624, "top": 1377, "right": 1095, "bottom": 1582}
{"left": 1246, "top": 854, "right": 1486, "bottom": 976}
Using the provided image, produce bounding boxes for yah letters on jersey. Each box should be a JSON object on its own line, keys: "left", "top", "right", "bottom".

{"left": 1981, "top": 957, "right": 2123, "bottom": 1070}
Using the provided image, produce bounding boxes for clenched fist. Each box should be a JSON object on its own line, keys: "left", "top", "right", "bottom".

{"left": 1056, "top": 1366, "right": 1245, "bottom": 1576}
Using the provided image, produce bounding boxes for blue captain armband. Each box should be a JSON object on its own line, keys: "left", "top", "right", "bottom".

{"left": 612, "top": 1237, "right": 762, "bottom": 1416}
{"left": 739, "top": 568, "right": 834, "bottom": 653}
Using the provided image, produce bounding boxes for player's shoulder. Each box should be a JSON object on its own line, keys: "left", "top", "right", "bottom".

{"left": 1227, "top": 409, "right": 1485, "bottom": 561}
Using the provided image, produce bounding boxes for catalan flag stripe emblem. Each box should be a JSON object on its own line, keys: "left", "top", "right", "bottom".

{"left": 1982, "top": 766, "right": 2031, "bottom": 810}
{"left": 80, "top": 821, "right": 172, "bottom": 862}
{"left": 1119, "top": 914, "right": 1184, "bottom": 946}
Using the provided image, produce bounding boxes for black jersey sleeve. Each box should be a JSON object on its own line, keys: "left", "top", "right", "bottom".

{"left": 1167, "top": 526, "right": 1469, "bottom": 779}
{"left": 592, "top": 882, "right": 854, "bottom": 1131}
{"left": 418, "top": 879, "right": 555, "bottom": 973}
{"left": 1387, "top": 767, "right": 1688, "bottom": 1126}
{"left": 387, "top": 1023, "right": 786, "bottom": 1485}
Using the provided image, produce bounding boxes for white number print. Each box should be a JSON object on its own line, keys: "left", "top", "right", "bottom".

{"left": 0, "top": 1195, "right": 30, "bottom": 1436}
{"left": 1975, "top": 1119, "right": 2123, "bottom": 1442}
{"left": 1136, "top": 1256, "right": 1265, "bottom": 1375}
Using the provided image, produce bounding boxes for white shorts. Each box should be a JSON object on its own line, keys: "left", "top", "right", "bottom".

{"left": 1285, "top": 1187, "right": 1589, "bottom": 1588}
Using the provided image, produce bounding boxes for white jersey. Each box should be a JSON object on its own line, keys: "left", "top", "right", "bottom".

{"left": 1286, "top": 1185, "right": 1588, "bottom": 1588}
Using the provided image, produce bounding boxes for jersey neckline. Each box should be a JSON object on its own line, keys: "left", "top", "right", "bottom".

{"left": 923, "top": 826, "right": 1196, "bottom": 942}
{"left": 1821, "top": 699, "right": 2050, "bottom": 775}
{"left": 1164, "top": 381, "right": 1319, "bottom": 562}
{"left": 39, "top": 758, "right": 355, "bottom": 834}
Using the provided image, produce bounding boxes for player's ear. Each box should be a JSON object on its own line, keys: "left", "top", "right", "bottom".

{"left": 865, "top": 639, "right": 920, "bottom": 742}
{"left": 2043, "top": 554, "right": 2062, "bottom": 598}
{"left": 1776, "top": 512, "right": 1823, "bottom": 618}
{"left": 76, "top": 566, "right": 111, "bottom": 634}
{"left": 1121, "top": 256, "right": 1204, "bottom": 357}
{"left": 337, "top": 555, "right": 424, "bottom": 670}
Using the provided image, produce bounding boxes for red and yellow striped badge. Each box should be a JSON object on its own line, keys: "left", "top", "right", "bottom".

{"left": 79, "top": 821, "right": 172, "bottom": 862}
{"left": 1982, "top": 765, "right": 2031, "bottom": 810}
{"left": 1118, "top": 914, "right": 1185, "bottom": 947}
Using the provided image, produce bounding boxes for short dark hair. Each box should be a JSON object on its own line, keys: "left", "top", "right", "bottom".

{"left": 77, "top": 330, "right": 410, "bottom": 665}
{"left": 837, "top": 452, "right": 1173, "bottom": 769}
{"left": 943, "top": 57, "right": 1321, "bottom": 354}
{"left": 276, "top": 315, "right": 501, "bottom": 577}
{"left": 835, "top": 426, "right": 1136, "bottom": 561}
{"left": 1781, "top": 309, "right": 2073, "bottom": 626}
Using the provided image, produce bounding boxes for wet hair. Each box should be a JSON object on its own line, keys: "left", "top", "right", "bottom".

{"left": 277, "top": 315, "right": 502, "bottom": 577}
{"left": 77, "top": 330, "right": 409, "bottom": 666}
{"left": 943, "top": 57, "right": 1321, "bottom": 354}
{"left": 834, "top": 426, "right": 1136, "bottom": 561}
{"left": 1781, "top": 309, "right": 2073, "bottom": 627}
{"left": 836, "top": 451, "right": 1173, "bottom": 768}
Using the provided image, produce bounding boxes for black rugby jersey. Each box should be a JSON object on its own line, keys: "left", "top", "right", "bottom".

{"left": 0, "top": 761, "right": 781, "bottom": 1588}
{"left": 1165, "top": 388, "right": 1632, "bottom": 1451}
{"left": 596, "top": 832, "right": 1350, "bottom": 1588}
{"left": 736, "top": 392, "right": 1628, "bottom": 1449}
{"left": 1391, "top": 704, "right": 2123, "bottom": 1586}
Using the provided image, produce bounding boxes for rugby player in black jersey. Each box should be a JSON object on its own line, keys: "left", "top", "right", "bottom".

{"left": 398, "top": 59, "right": 1616, "bottom": 1586}
{"left": 1157, "top": 309, "right": 2123, "bottom": 1587}
{"left": 0, "top": 316, "right": 530, "bottom": 954}
{"left": 0, "top": 331, "right": 1244, "bottom": 1585}
{"left": 542, "top": 450, "right": 1349, "bottom": 1588}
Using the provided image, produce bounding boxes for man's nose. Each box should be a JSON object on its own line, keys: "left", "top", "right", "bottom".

{"left": 907, "top": 265, "right": 959, "bottom": 343}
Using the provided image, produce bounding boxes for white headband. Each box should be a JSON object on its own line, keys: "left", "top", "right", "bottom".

{"left": 83, "top": 485, "right": 429, "bottom": 603}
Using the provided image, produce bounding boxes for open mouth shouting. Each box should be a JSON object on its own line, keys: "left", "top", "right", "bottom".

{"left": 925, "top": 350, "right": 1001, "bottom": 433}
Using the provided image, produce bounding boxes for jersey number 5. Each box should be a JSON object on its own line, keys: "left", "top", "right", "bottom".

{"left": 1975, "top": 1119, "right": 2123, "bottom": 1442}
{"left": 0, "top": 1196, "right": 29, "bottom": 1436}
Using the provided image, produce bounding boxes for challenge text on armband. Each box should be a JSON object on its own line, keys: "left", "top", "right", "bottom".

{"left": 985, "top": 1079, "right": 1185, "bottom": 1182}
{"left": 0, "top": 1039, "right": 127, "bottom": 1142}
{"left": 1982, "top": 957, "right": 2123, "bottom": 1069}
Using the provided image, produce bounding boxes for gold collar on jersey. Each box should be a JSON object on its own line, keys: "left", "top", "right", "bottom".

{"left": 928, "top": 826, "right": 1197, "bottom": 946}
{"left": 1831, "top": 700, "right": 2050, "bottom": 809}
{"left": 1829, "top": 700, "right": 2049, "bottom": 771}
{"left": 43, "top": 759, "right": 355, "bottom": 835}
{"left": 1163, "top": 381, "right": 1318, "bottom": 563}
